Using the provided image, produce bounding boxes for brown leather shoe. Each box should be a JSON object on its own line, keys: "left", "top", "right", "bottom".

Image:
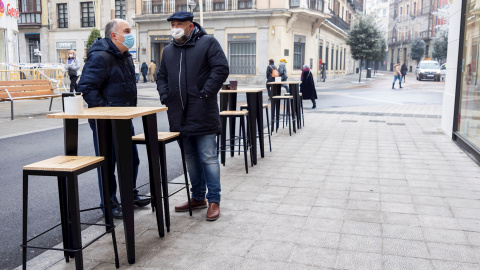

{"left": 174, "top": 198, "right": 207, "bottom": 212}
{"left": 206, "top": 203, "right": 220, "bottom": 221}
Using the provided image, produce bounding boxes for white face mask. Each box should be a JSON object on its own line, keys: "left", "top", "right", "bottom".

{"left": 68, "top": 54, "right": 73, "bottom": 58}
{"left": 171, "top": 27, "right": 185, "bottom": 39}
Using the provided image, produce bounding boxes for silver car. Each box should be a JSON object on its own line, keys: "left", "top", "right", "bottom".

{"left": 416, "top": 60, "right": 441, "bottom": 81}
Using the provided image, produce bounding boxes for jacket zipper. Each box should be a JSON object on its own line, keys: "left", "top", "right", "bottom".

{"left": 179, "top": 51, "right": 184, "bottom": 110}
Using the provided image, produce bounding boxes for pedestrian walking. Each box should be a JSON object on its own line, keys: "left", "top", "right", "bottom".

{"left": 148, "top": 60, "right": 156, "bottom": 82}
{"left": 401, "top": 63, "right": 408, "bottom": 83}
{"left": 266, "top": 59, "right": 277, "bottom": 99}
{"left": 392, "top": 61, "right": 402, "bottom": 89}
{"left": 278, "top": 58, "right": 290, "bottom": 93}
{"left": 300, "top": 64, "right": 317, "bottom": 109}
{"left": 65, "top": 50, "right": 80, "bottom": 92}
{"left": 141, "top": 61, "right": 148, "bottom": 83}
{"left": 78, "top": 18, "right": 150, "bottom": 219}
{"left": 157, "top": 11, "right": 229, "bottom": 221}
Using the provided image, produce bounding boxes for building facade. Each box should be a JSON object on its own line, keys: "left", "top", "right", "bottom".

{"left": 134, "top": 0, "right": 361, "bottom": 84}
{"left": 442, "top": 0, "right": 480, "bottom": 162}
{"left": 17, "top": 0, "right": 136, "bottom": 65}
{"left": 0, "top": 0, "right": 20, "bottom": 64}
{"left": 363, "top": 0, "right": 389, "bottom": 70}
{"left": 387, "top": 0, "right": 447, "bottom": 72}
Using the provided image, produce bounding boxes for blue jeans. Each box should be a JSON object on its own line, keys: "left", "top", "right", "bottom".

{"left": 89, "top": 120, "right": 140, "bottom": 208}
{"left": 182, "top": 134, "right": 221, "bottom": 204}
{"left": 281, "top": 82, "right": 290, "bottom": 93}
{"left": 393, "top": 75, "right": 400, "bottom": 84}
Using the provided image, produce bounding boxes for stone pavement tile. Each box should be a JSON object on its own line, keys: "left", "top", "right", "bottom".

{"left": 466, "top": 232, "right": 480, "bottom": 246}
{"left": 169, "top": 232, "right": 220, "bottom": 252}
{"left": 255, "top": 193, "right": 286, "bottom": 204}
{"left": 206, "top": 236, "right": 255, "bottom": 257}
{"left": 341, "top": 220, "right": 382, "bottom": 237}
{"left": 443, "top": 189, "right": 480, "bottom": 200}
{"left": 380, "top": 179, "right": 409, "bottom": 187}
{"left": 451, "top": 207, "right": 480, "bottom": 219}
{"left": 418, "top": 215, "right": 461, "bottom": 230}
{"left": 239, "top": 258, "right": 288, "bottom": 270}
{"left": 184, "top": 218, "right": 231, "bottom": 236}
{"left": 422, "top": 228, "right": 469, "bottom": 245}
{"left": 346, "top": 200, "right": 381, "bottom": 211}
{"left": 289, "top": 245, "right": 337, "bottom": 268}
{"left": 324, "top": 182, "right": 351, "bottom": 191}
{"left": 244, "top": 201, "right": 280, "bottom": 214}
{"left": 379, "top": 186, "right": 411, "bottom": 195}
{"left": 266, "top": 178, "right": 299, "bottom": 188}
{"left": 412, "top": 195, "right": 448, "bottom": 206}
{"left": 266, "top": 214, "right": 307, "bottom": 229}
{"left": 287, "top": 187, "right": 319, "bottom": 197}
{"left": 458, "top": 218, "right": 480, "bottom": 233}
{"left": 226, "top": 191, "right": 258, "bottom": 201}
{"left": 408, "top": 180, "right": 439, "bottom": 189}
{"left": 447, "top": 198, "right": 480, "bottom": 209}
{"left": 294, "top": 179, "right": 325, "bottom": 188}
{"left": 338, "top": 234, "right": 382, "bottom": 253}
{"left": 381, "top": 193, "right": 413, "bottom": 203}
{"left": 257, "top": 226, "right": 302, "bottom": 243}
{"left": 348, "top": 191, "right": 380, "bottom": 201}
{"left": 344, "top": 209, "right": 382, "bottom": 223}
{"left": 245, "top": 240, "right": 295, "bottom": 262}
{"left": 275, "top": 204, "right": 312, "bottom": 217}
{"left": 143, "top": 248, "right": 200, "bottom": 269}
{"left": 324, "top": 175, "right": 352, "bottom": 184}
{"left": 217, "top": 222, "right": 264, "bottom": 239}
{"left": 350, "top": 183, "right": 379, "bottom": 192}
{"left": 285, "top": 262, "right": 327, "bottom": 270}
{"left": 382, "top": 224, "right": 424, "bottom": 241}
{"left": 410, "top": 187, "right": 443, "bottom": 197}
{"left": 351, "top": 171, "right": 379, "bottom": 179}
{"left": 304, "top": 217, "right": 344, "bottom": 233}
{"left": 282, "top": 195, "right": 316, "bottom": 206}
{"left": 430, "top": 260, "right": 480, "bottom": 270}
{"left": 379, "top": 173, "right": 407, "bottom": 181}
{"left": 296, "top": 229, "right": 340, "bottom": 249}
{"left": 220, "top": 199, "right": 247, "bottom": 211}
{"left": 383, "top": 238, "right": 430, "bottom": 259}
{"left": 335, "top": 250, "right": 383, "bottom": 270}
{"left": 261, "top": 185, "right": 291, "bottom": 195}
{"left": 190, "top": 252, "right": 244, "bottom": 270}
{"left": 383, "top": 255, "right": 434, "bottom": 270}
{"left": 48, "top": 259, "right": 101, "bottom": 270}
{"left": 415, "top": 205, "right": 453, "bottom": 217}
{"left": 439, "top": 181, "right": 471, "bottom": 190}
{"left": 382, "top": 212, "right": 421, "bottom": 226}
{"left": 230, "top": 211, "right": 273, "bottom": 225}
{"left": 309, "top": 206, "right": 345, "bottom": 219}
{"left": 428, "top": 242, "right": 479, "bottom": 264}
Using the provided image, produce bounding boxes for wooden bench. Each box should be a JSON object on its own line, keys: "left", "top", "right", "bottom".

{"left": 0, "top": 80, "right": 62, "bottom": 120}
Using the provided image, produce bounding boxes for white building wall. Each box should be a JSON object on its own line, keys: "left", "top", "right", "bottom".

{"left": 0, "top": 0, "right": 20, "bottom": 63}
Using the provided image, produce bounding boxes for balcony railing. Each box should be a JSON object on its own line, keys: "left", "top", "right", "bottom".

{"left": 327, "top": 15, "right": 350, "bottom": 31}
{"left": 18, "top": 12, "right": 42, "bottom": 26}
{"left": 290, "top": 0, "right": 324, "bottom": 12}
{"left": 141, "top": 0, "right": 254, "bottom": 15}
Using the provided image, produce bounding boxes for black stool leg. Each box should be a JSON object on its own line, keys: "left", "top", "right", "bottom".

{"left": 57, "top": 176, "right": 70, "bottom": 262}
{"left": 287, "top": 100, "right": 292, "bottom": 136}
{"left": 22, "top": 172, "right": 28, "bottom": 270}
{"left": 179, "top": 137, "right": 192, "bottom": 216}
{"left": 159, "top": 142, "right": 170, "bottom": 232}
{"left": 265, "top": 107, "right": 272, "bottom": 152}
{"left": 67, "top": 174, "right": 83, "bottom": 270}
{"left": 240, "top": 115, "right": 248, "bottom": 174}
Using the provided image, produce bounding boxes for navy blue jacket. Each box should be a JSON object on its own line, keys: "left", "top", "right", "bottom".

{"left": 78, "top": 38, "right": 137, "bottom": 108}
{"left": 157, "top": 23, "right": 229, "bottom": 136}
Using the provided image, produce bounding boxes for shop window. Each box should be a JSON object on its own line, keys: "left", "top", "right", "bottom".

{"left": 115, "top": 0, "right": 126, "bottom": 20}
{"left": 26, "top": 34, "right": 41, "bottom": 63}
{"left": 81, "top": 2, "right": 95, "bottom": 28}
{"left": 58, "top": 3, "right": 68, "bottom": 28}
{"left": 229, "top": 41, "right": 256, "bottom": 75}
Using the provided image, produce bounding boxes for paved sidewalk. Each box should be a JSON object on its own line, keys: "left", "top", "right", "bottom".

{"left": 17, "top": 73, "right": 480, "bottom": 269}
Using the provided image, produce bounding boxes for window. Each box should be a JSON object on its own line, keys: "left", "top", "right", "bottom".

{"left": 26, "top": 34, "right": 41, "bottom": 63}
{"left": 115, "top": 0, "right": 126, "bottom": 20}
{"left": 290, "top": 0, "right": 300, "bottom": 7}
{"left": 228, "top": 34, "right": 256, "bottom": 75}
{"left": 81, "top": 2, "right": 95, "bottom": 27}
{"left": 213, "top": 0, "right": 225, "bottom": 10}
{"left": 344, "top": 48, "right": 346, "bottom": 70}
{"left": 340, "top": 49, "right": 342, "bottom": 70}
{"left": 383, "top": 8, "right": 386, "bottom": 17}
{"left": 58, "top": 3, "right": 68, "bottom": 28}
{"left": 238, "top": 0, "right": 252, "bottom": 9}
{"left": 293, "top": 35, "right": 306, "bottom": 70}
{"left": 336, "top": 48, "right": 338, "bottom": 70}
{"left": 425, "top": 45, "right": 429, "bottom": 57}
{"left": 326, "top": 43, "right": 329, "bottom": 70}
{"left": 413, "top": 3, "right": 416, "bottom": 16}
{"left": 331, "top": 47, "right": 334, "bottom": 70}
{"left": 19, "top": 0, "right": 42, "bottom": 25}
{"left": 407, "top": 5, "right": 409, "bottom": 16}
{"left": 400, "top": 7, "right": 402, "bottom": 15}
{"left": 421, "top": 0, "right": 423, "bottom": 14}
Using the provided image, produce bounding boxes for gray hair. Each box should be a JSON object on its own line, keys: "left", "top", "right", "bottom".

{"left": 105, "top": 20, "right": 118, "bottom": 40}
{"left": 303, "top": 64, "right": 310, "bottom": 69}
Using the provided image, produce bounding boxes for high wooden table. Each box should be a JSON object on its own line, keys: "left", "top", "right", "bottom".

{"left": 267, "top": 81, "right": 302, "bottom": 132}
{"left": 219, "top": 88, "right": 266, "bottom": 165}
{"left": 47, "top": 106, "right": 167, "bottom": 265}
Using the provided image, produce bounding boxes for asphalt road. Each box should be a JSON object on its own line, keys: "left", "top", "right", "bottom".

{"left": 0, "top": 74, "right": 444, "bottom": 269}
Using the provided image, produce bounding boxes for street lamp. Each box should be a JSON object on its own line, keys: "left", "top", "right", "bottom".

{"left": 187, "top": 0, "right": 196, "bottom": 13}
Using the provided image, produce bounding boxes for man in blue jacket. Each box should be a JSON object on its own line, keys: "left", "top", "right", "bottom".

{"left": 157, "top": 12, "right": 229, "bottom": 221}
{"left": 78, "top": 19, "right": 150, "bottom": 219}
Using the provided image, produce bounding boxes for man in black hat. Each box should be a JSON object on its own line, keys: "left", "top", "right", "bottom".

{"left": 156, "top": 11, "right": 229, "bottom": 221}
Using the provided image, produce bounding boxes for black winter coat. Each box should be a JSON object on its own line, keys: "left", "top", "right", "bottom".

{"left": 157, "top": 23, "right": 229, "bottom": 136}
{"left": 401, "top": 64, "right": 408, "bottom": 75}
{"left": 300, "top": 70, "right": 318, "bottom": 100}
{"left": 266, "top": 64, "right": 277, "bottom": 82}
{"left": 141, "top": 63, "right": 148, "bottom": 76}
{"left": 78, "top": 38, "right": 137, "bottom": 108}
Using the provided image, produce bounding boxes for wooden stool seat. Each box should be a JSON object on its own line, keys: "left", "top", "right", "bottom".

{"left": 132, "top": 132, "right": 180, "bottom": 142}
{"left": 239, "top": 103, "right": 268, "bottom": 109}
{"left": 24, "top": 156, "right": 104, "bottom": 172}
{"left": 220, "top": 110, "right": 249, "bottom": 116}
{"left": 272, "top": 96, "right": 293, "bottom": 99}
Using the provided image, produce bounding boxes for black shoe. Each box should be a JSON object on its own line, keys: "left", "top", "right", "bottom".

{"left": 112, "top": 208, "right": 123, "bottom": 219}
{"left": 312, "top": 105, "right": 316, "bottom": 109}
{"left": 134, "top": 195, "right": 151, "bottom": 207}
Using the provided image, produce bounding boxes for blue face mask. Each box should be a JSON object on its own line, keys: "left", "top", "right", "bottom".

{"left": 116, "top": 32, "right": 135, "bottom": 49}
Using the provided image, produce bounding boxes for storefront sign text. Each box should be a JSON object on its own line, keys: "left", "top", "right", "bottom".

{"left": 0, "top": 1, "right": 19, "bottom": 18}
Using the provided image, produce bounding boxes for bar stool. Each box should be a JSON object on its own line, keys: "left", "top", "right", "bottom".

{"left": 218, "top": 110, "right": 252, "bottom": 173}
{"left": 132, "top": 132, "right": 192, "bottom": 233}
{"left": 239, "top": 103, "right": 272, "bottom": 152}
{"left": 272, "top": 95, "right": 295, "bottom": 136}
{"left": 22, "top": 156, "right": 119, "bottom": 270}
{"left": 299, "top": 93, "right": 305, "bottom": 126}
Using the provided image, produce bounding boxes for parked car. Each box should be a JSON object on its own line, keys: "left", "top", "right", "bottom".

{"left": 416, "top": 60, "right": 441, "bottom": 81}
{"left": 441, "top": 63, "right": 447, "bottom": 81}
